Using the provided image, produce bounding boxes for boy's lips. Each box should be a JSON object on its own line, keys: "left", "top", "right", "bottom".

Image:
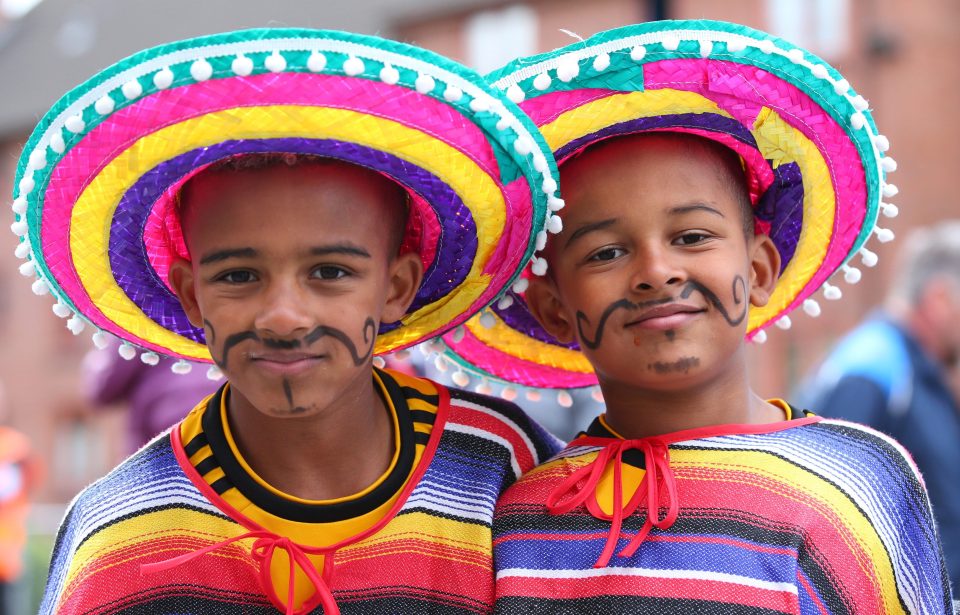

{"left": 625, "top": 304, "right": 704, "bottom": 331}
{"left": 248, "top": 351, "right": 326, "bottom": 375}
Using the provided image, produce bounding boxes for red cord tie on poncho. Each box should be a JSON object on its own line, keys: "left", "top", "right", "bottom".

{"left": 141, "top": 529, "right": 340, "bottom": 615}
{"left": 546, "top": 437, "right": 679, "bottom": 568}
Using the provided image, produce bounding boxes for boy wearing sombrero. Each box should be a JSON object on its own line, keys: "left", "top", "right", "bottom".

{"left": 14, "top": 29, "right": 563, "bottom": 614}
{"left": 439, "top": 21, "right": 952, "bottom": 613}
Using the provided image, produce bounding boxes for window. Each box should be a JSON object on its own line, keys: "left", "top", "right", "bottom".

{"left": 766, "top": 0, "right": 850, "bottom": 59}
{"left": 465, "top": 4, "right": 538, "bottom": 74}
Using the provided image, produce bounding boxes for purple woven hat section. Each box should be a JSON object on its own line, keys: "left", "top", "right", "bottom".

{"left": 755, "top": 161, "right": 803, "bottom": 273}
{"left": 554, "top": 112, "right": 804, "bottom": 266}
{"left": 491, "top": 290, "right": 580, "bottom": 350}
{"left": 108, "top": 138, "right": 478, "bottom": 341}
{"left": 553, "top": 112, "right": 757, "bottom": 162}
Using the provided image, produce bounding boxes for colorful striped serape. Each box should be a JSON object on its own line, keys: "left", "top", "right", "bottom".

{"left": 494, "top": 406, "right": 951, "bottom": 614}
{"left": 42, "top": 369, "right": 561, "bottom": 614}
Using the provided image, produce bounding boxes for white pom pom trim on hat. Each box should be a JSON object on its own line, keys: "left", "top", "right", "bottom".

{"left": 842, "top": 265, "right": 862, "bottom": 284}
{"left": 880, "top": 202, "right": 898, "bottom": 218}
{"left": 121, "top": 79, "right": 143, "bottom": 100}
{"left": 822, "top": 282, "right": 842, "bottom": 300}
{"left": 379, "top": 63, "right": 400, "bottom": 85}
{"left": 190, "top": 59, "right": 213, "bottom": 82}
{"left": 31, "top": 278, "right": 49, "bottom": 295}
{"left": 874, "top": 227, "right": 895, "bottom": 243}
{"left": 506, "top": 83, "right": 525, "bottom": 103}
{"left": 92, "top": 330, "right": 110, "bottom": 349}
{"left": 415, "top": 73, "right": 435, "bottom": 94}
{"left": 171, "top": 360, "right": 193, "bottom": 375}
{"left": 479, "top": 311, "right": 496, "bottom": 329}
{"left": 66, "top": 315, "right": 85, "bottom": 334}
{"left": 307, "top": 51, "right": 327, "bottom": 73}
{"left": 95, "top": 95, "right": 115, "bottom": 115}
{"left": 153, "top": 67, "right": 174, "bottom": 89}
{"left": 592, "top": 52, "right": 611, "bottom": 72}
{"left": 343, "top": 56, "right": 365, "bottom": 76}
{"left": 14, "top": 240, "right": 31, "bottom": 259}
{"left": 451, "top": 369, "right": 470, "bottom": 387}
{"left": 52, "top": 301, "right": 72, "bottom": 318}
{"left": 265, "top": 51, "right": 287, "bottom": 73}
{"left": 231, "top": 54, "right": 254, "bottom": 76}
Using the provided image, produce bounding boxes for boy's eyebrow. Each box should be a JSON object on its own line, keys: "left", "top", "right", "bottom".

{"left": 670, "top": 204, "right": 724, "bottom": 217}
{"left": 310, "top": 244, "right": 371, "bottom": 258}
{"left": 199, "top": 247, "right": 258, "bottom": 265}
{"left": 565, "top": 218, "right": 618, "bottom": 249}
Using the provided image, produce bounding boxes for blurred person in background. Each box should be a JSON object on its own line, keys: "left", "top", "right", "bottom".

{"left": 82, "top": 342, "right": 219, "bottom": 454}
{"left": 0, "top": 387, "right": 37, "bottom": 615}
{"left": 805, "top": 219, "right": 960, "bottom": 591}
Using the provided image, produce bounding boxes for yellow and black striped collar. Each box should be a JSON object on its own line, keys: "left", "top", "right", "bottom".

{"left": 181, "top": 368, "right": 439, "bottom": 523}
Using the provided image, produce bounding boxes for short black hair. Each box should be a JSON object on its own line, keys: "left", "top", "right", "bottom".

{"left": 177, "top": 153, "right": 410, "bottom": 256}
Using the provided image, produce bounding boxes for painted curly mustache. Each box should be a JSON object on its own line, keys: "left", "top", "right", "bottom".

{"left": 575, "top": 276, "right": 747, "bottom": 350}
{"left": 206, "top": 317, "right": 377, "bottom": 370}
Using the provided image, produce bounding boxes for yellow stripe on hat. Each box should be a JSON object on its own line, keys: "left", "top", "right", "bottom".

{"left": 539, "top": 89, "right": 734, "bottom": 152}
{"left": 466, "top": 312, "right": 595, "bottom": 374}
{"left": 70, "top": 105, "right": 503, "bottom": 358}
{"left": 747, "top": 107, "right": 835, "bottom": 332}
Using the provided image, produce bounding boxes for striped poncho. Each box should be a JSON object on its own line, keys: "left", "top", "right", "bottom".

{"left": 41, "top": 370, "right": 561, "bottom": 614}
{"left": 493, "top": 409, "right": 952, "bottom": 614}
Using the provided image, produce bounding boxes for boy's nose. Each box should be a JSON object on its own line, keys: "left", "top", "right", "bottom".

{"left": 630, "top": 245, "right": 685, "bottom": 292}
{"left": 254, "top": 281, "right": 314, "bottom": 338}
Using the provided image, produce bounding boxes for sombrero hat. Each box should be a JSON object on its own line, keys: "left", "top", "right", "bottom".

{"left": 435, "top": 19, "right": 897, "bottom": 397}
{"left": 11, "top": 28, "right": 560, "bottom": 374}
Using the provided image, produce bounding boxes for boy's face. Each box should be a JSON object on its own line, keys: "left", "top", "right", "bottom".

{"left": 169, "top": 162, "right": 422, "bottom": 418}
{"left": 527, "top": 134, "right": 779, "bottom": 392}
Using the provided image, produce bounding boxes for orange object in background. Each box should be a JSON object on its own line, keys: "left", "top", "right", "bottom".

{"left": 0, "top": 427, "right": 33, "bottom": 583}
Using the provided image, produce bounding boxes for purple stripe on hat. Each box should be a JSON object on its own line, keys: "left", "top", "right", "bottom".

{"left": 553, "top": 113, "right": 758, "bottom": 162}
{"left": 491, "top": 291, "right": 581, "bottom": 350}
{"left": 755, "top": 161, "right": 804, "bottom": 273}
{"left": 109, "top": 138, "right": 477, "bottom": 341}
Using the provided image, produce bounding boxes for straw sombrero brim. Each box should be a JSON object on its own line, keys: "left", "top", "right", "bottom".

{"left": 439, "top": 19, "right": 897, "bottom": 391}
{"left": 12, "top": 28, "right": 561, "bottom": 363}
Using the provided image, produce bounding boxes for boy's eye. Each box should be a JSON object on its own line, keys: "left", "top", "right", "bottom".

{"left": 588, "top": 247, "right": 626, "bottom": 262}
{"left": 312, "top": 265, "right": 349, "bottom": 280}
{"left": 216, "top": 270, "right": 257, "bottom": 284}
{"left": 674, "top": 232, "right": 712, "bottom": 246}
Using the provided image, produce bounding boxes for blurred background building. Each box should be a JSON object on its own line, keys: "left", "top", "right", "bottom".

{"left": 0, "top": 0, "right": 957, "bottom": 609}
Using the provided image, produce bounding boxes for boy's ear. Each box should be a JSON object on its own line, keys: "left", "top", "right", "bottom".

{"left": 381, "top": 252, "right": 424, "bottom": 325}
{"left": 524, "top": 275, "right": 576, "bottom": 344}
{"left": 168, "top": 258, "right": 204, "bottom": 328}
{"left": 747, "top": 233, "right": 781, "bottom": 308}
